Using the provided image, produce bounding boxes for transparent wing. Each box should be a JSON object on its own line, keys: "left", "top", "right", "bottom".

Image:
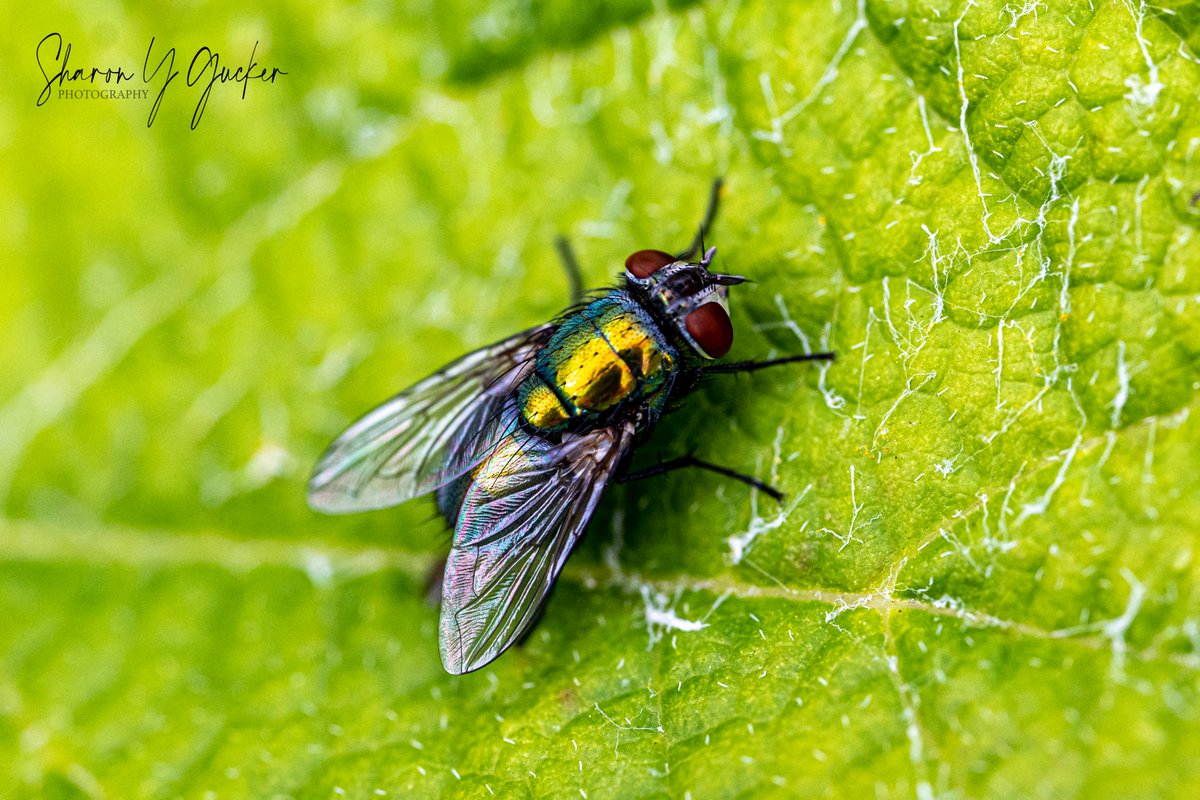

{"left": 308, "top": 324, "right": 555, "bottom": 513}
{"left": 439, "top": 406, "right": 635, "bottom": 674}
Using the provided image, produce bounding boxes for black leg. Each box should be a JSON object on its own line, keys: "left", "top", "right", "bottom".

{"left": 618, "top": 454, "right": 783, "bottom": 502}
{"left": 554, "top": 234, "right": 586, "bottom": 306}
{"left": 677, "top": 178, "right": 724, "bottom": 261}
{"left": 557, "top": 177, "right": 723, "bottom": 304}
{"left": 701, "top": 352, "right": 836, "bottom": 375}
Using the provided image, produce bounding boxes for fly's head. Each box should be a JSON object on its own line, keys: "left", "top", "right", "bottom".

{"left": 624, "top": 246, "right": 745, "bottom": 359}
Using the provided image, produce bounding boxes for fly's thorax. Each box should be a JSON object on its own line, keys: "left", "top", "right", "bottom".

{"left": 518, "top": 294, "right": 677, "bottom": 431}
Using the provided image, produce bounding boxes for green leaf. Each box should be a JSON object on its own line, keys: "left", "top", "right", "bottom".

{"left": 3, "top": 0, "right": 1199, "bottom": 797}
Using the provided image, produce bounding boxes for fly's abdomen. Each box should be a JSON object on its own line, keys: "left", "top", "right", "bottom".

{"left": 521, "top": 374, "right": 572, "bottom": 429}
{"left": 518, "top": 295, "right": 674, "bottom": 431}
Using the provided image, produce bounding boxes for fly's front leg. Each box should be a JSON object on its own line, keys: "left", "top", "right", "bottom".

{"left": 618, "top": 454, "right": 784, "bottom": 502}
{"left": 557, "top": 176, "right": 724, "bottom": 302}
{"left": 677, "top": 177, "right": 724, "bottom": 261}
{"left": 700, "top": 352, "right": 836, "bottom": 376}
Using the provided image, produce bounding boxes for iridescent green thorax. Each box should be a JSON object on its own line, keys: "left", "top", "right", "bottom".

{"left": 518, "top": 293, "right": 677, "bottom": 431}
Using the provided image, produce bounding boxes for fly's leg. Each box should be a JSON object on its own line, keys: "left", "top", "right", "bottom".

{"left": 677, "top": 177, "right": 724, "bottom": 261}
{"left": 556, "top": 177, "right": 724, "bottom": 302}
{"left": 700, "top": 352, "right": 836, "bottom": 376}
{"left": 618, "top": 454, "right": 783, "bottom": 502}
{"left": 554, "top": 235, "right": 586, "bottom": 306}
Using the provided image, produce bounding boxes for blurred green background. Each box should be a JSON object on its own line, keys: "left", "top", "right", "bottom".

{"left": 2, "top": 0, "right": 1200, "bottom": 798}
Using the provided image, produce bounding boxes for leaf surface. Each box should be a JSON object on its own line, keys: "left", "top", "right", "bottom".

{"left": 2, "top": 0, "right": 1199, "bottom": 797}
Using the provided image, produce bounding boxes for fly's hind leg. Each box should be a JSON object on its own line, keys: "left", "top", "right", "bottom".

{"left": 618, "top": 454, "right": 784, "bottom": 502}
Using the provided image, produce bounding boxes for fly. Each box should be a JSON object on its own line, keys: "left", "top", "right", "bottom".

{"left": 307, "top": 181, "right": 835, "bottom": 674}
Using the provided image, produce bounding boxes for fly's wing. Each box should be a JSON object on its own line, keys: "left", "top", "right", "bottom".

{"left": 308, "top": 324, "right": 555, "bottom": 513}
{"left": 440, "top": 407, "right": 635, "bottom": 674}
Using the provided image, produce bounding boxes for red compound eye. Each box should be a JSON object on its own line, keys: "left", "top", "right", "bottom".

{"left": 685, "top": 302, "right": 733, "bottom": 358}
{"left": 625, "top": 249, "right": 675, "bottom": 279}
